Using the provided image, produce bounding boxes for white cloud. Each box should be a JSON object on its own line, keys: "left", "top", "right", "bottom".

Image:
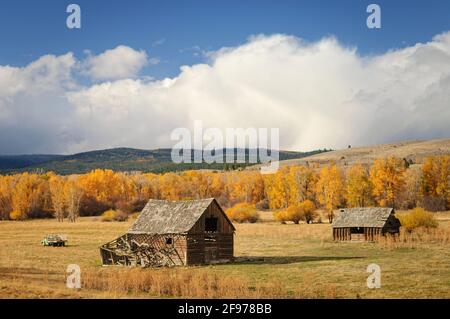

{"left": 0, "top": 53, "right": 76, "bottom": 97}
{"left": 1, "top": 34, "right": 450, "bottom": 154}
{"left": 83, "top": 45, "right": 149, "bottom": 81}
{"left": 0, "top": 53, "right": 79, "bottom": 153}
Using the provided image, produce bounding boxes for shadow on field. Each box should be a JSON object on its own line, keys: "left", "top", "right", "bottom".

{"left": 232, "top": 256, "right": 364, "bottom": 265}
{"left": 0, "top": 267, "right": 61, "bottom": 282}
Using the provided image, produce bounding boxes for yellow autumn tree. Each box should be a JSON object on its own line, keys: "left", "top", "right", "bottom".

{"left": 315, "top": 164, "right": 345, "bottom": 223}
{"left": 10, "top": 173, "right": 47, "bottom": 220}
{"left": 401, "top": 166, "right": 422, "bottom": 209}
{"left": 0, "top": 175, "right": 12, "bottom": 220}
{"left": 159, "top": 172, "right": 184, "bottom": 200}
{"left": 183, "top": 171, "right": 212, "bottom": 198}
{"left": 274, "top": 199, "right": 316, "bottom": 224}
{"left": 345, "top": 164, "right": 373, "bottom": 207}
{"left": 370, "top": 157, "right": 406, "bottom": 208}
{"left": 132, "top": 173, "right": 158, "bottom": 202}
{"left": 64, "top": 177, "right": 83, "bottom": 222}
{"left": 78, "top": 169, "right": 115, "bottom": 204}
{"left": 273, "top": 209, "right": 289, "bottom": 223}
{"left": 300, "top": 199, "right": 317, "bottom": 224}
{"left": 210, "top": 173, "right": 226, "bottom": 200}
{"left": 141, "top": 173, "right": 161, "bottom": 199}
{"left": 284, "top": 204, "right": 304, "bottom": 224}
{"left": 49, "top": 174, "right": 67, "bottom": 222}
{"left": 227, "top": 171, "right": 265, "bottom": 205}
{"left": 264, "top": 167, "right": 290, "bottom": 209}
{"left": 286, "top": 166, "right": 318, "bottom": 205}
{"left": 421, "top": 155, "right": 450, "bottom": 210}
{"left": 78, "top": 169, "right": 136, "bottom": 210}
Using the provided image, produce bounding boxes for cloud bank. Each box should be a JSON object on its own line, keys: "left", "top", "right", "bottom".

{"left": 0, "top": 33, "right": 450, "bottom": 154}
{"left": 83, "top": 45, "right": 149, "bottom": 81}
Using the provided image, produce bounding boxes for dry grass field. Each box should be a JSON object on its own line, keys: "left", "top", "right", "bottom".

{"left": 0, "top": 212, "right": 449, "bottom": 299}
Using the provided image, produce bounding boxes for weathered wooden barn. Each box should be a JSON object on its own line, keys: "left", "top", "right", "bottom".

{"left": 332, "top": 207, "right": 401, "bottom": 241}
{"left": 100, "top": 198, "right": 235, "bottom": 267}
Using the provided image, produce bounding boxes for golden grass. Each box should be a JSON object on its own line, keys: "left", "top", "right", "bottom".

{"left": 378, "top": 224, "right": 450, "bottom": 250}
{"left": 82, "top": 268, "right": 285, "bottom": 298}
{"left": 0, "top": 212, "right": 450, "bottom": 298}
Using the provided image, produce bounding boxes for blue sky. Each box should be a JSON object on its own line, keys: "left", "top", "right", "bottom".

{"left": 1, "top": 0, "right": 449, "bottom": 79}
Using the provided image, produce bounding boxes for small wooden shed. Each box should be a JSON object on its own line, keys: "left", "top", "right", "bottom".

{"left": 332, "top": 207, "right": 401, "bottom": 241}
{"left": 100, "top": 198, "right": 235, "bottom": 267}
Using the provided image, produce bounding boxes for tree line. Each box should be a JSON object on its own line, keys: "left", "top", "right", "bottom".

{"left": 0, "top": 156, "right": 448, "bottom": 222}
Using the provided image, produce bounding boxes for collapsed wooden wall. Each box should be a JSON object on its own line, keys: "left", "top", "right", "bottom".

{"left": 100, "top": 232, "right": 234, "bottom": 266}
{"left": 100, "top": 233, "right": 186, "bottom": 267}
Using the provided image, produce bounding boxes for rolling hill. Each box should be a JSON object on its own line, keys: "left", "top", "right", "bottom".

{"left": 0, "top": 148, "right": 329, "bottom": 175}
{"left": 0, "top": 154, "right": 63, "bottom": 170}
{"left": 272, "top": 138, "right": 450, "bottom": 168}
{"left": 3, "top": 138, "right": 447, "bottom": 175}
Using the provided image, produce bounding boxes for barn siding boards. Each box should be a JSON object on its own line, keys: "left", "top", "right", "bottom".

{"left": 189, "top": 201, "right": 235, "bottom": 235}
{"left": 100, "top": 198, "right": 234, "bottom": 267}
{"left": 332, "top": 207, "right": 401, "bottom": 242}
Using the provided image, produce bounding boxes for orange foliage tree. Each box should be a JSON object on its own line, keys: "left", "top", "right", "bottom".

{"left": 315, "top": 164, "right": 345, "bottom": 223}
{"left": 263, "top": 167, "right": 290, "bottom": 209}
{"left": 226, "top": 171, "right": 265, "bottom": 206}
{"left": 0, "top": 175, "right": 12, "bottom": 220}
{"left": 49, "top": 174, "right": 66, "bottom": 222}
{"left": 10, "top": 173, "right": 49, "bottom": 220}
{"left": 345, "top": 164, "right": 372, "bottom": 207}
{"left": 274, "top": 199, "right": 316, "bottom": 224}
{"left": 0, "top": 155, "right": 446, "bottom": 222}
{"left": 285, "top": 166, "right": 318, "bottom": 205}
{"left": 264, "top": 166, "right": 317, "bottom": 210}
{"left": 401, "top": 166, "right": 422, "bottom": 209}
{"left": 65, "top": 178, "right": 83, "bottom": 222}
{"left": 78, "top": 169, "right": 136, "bottom": 214}
{"left": 370, "top": 157, "right": 406, "bottom": 208}
{"left": 421, "top": 155, "right": 450, "bottom": 210}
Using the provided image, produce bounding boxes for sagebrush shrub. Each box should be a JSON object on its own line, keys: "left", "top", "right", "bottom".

{"left": 101, "top": 209, "right": 128, "bottom": 222}
{"left": 226, "top": 203, "right": 259, "bottom": 223}
{"left": 398, "top": 207, "right": 438, "bottom": 231}
{"left": 273, "top": 200, "right": 317, "bottom": 224}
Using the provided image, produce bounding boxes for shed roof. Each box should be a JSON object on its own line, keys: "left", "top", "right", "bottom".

{"left": 128, "top": 198, "right": 230, "bottom": 234}
{"left": 332, "top": 207, "right": 394, "bottom": 228}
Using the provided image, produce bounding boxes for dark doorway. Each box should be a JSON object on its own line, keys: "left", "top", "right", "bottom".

{"left": 350, "top": 227, "right": 364, "bottom": 234}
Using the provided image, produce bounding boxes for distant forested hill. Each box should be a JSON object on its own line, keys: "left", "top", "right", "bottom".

{"left": 0, "top": 148, "right": 330, "bottom": 175}
{"left": 0, "top": 155, "right": 63, "bottom": 170}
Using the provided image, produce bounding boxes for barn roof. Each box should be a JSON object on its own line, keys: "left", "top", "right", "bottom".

{"left": 128, "top": 198, "right": 229, "bottom": 235}
{"left": 332, "top": 207, "right": 395, "bottom": 228}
